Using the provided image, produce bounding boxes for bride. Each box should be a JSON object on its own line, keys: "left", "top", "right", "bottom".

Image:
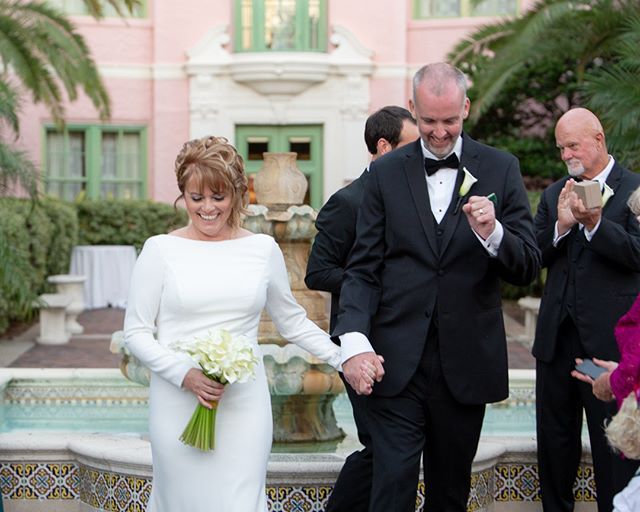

{"left": 124, "top": 136, "right": 373, "bottom": 511}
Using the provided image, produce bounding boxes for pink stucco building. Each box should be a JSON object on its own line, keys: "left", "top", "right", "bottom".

{"left": 17, "top": 0, "right": 534, "bottom": 209}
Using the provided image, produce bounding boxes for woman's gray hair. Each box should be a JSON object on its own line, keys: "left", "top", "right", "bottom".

{"left": 628, "top": 186, "right": 640, "bottom": 217}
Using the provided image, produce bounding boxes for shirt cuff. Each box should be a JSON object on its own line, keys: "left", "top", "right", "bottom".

{"left": 474, "top": 220, "right": 503, "bottom": 257}
{"left": 584, "top": 218, "right": 601, "bottom": 241}
{"left": 339, "top": 331, "right": 375, "bottom": 366}
{"left": 553, "top": 221, "right": 571, "bottom": 247}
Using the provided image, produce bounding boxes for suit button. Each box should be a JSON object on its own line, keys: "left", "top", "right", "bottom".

{"left": 425, "top": 311, "right": 431, "bottom": 318}
{"left": 436, "top": 228, "right": 444, "bottom": 236}
{"left": 437, "top": 269, "right": 444, "bottom": 276}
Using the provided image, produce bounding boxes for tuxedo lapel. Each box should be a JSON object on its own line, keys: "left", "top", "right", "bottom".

{"left": 440, "top": 136, "right": 480, "bottom": 256}
{"left": 439, "top": 166, "right": 465, "bottom": 257}
{"left": 404, "top": 144, "right": 439, "bottom": 256}
{"left": 603, "top": 163, "right": 622, "bottom": 213}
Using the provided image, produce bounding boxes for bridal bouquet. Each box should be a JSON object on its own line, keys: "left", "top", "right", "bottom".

{"left": 173, "top": 330, "right": 259, "bottom": 451}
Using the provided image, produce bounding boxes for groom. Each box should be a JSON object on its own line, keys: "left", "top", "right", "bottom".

{"left": 334, "top": 62, "right": 540, "bottom": 511}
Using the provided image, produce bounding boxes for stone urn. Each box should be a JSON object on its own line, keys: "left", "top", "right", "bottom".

{"left": 253, "top": 152, "right": 308, "bottom": 216}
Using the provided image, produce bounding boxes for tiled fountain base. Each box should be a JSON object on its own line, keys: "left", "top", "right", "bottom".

{"left": 0, "top": 458, "right": 595, "bottom": 512}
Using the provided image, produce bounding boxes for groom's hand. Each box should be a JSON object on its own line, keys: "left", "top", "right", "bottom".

{"left": 343, "top": 352, "right": 385, "bottom": 395}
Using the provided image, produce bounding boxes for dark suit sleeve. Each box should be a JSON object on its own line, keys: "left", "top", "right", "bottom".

{"left": 305, "top": 191, "right": 356, "bottom": 294}
{"left": 587, "top": 210, "right": 640, "bottom": 271}
{"left": 493, "top": 158, "right": 541, "bottom": 285}
{"left": 333, "top": 167, "right": 385, "bottom": 337}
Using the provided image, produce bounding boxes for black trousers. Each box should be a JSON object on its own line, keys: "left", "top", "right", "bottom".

{"left": 325, "top": 373, "right": 373, "bottom": 512}
{"left": 536, "top": 315, "right": 640, "bottom": 512}
{"left": 365, "top": 325, "right": 486, "bottom": 512}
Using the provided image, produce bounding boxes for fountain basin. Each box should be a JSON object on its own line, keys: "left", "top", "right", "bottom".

{"left": 0, "top": 369, "right": 597, "bottom": 512}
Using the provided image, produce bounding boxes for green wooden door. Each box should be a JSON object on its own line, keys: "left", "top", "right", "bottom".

{"left": 236, "top": 125, "right": 323, "bottom": 209}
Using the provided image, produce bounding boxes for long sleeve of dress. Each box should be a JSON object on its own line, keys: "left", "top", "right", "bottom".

{"left": 610, "top": 294, "right": 640, "bottom": 406}
{"left": 123, "top": 237, "right": 194, "bottom": 388}
{"left": 265, "top": 238, "right": 341, "bottom": 369}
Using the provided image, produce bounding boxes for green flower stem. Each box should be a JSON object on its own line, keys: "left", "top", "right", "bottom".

{"left": 180, "top": 401, "right": 218, "bottom": 451}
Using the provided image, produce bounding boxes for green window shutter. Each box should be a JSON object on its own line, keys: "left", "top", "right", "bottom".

{"left": 234, "top": 0, "right": 327, "bottom": 52}
{"left": 43, "top": 125, "right": 147, "bottom": 200}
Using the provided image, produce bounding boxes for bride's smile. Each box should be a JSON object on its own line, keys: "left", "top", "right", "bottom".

{"left": 184, "top": 184, "right": 234, "bottom": 241}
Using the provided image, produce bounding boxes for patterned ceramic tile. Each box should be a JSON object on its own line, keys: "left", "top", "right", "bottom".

{"left": 0, "top": 462, "right": 79, "bottom": 500}
{"left": 1, "top": 461, "right": 597, "bottom": 511}
{"left": 494, "top": 463, "right": 596, "bottom": 502}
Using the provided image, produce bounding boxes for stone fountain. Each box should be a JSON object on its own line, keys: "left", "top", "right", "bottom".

{"left": 245, "top": 152, "right": 345, "bottom": 443}
{"left": 112, "top": 152, "right": 345, "bottom": 444}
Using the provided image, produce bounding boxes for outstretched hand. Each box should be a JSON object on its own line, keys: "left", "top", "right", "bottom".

{"left": 571, "top": 357, "right": 617, "bottom": 402}
{"left": 343, "top": 352, "right": 385, "bottom": 395}
{"left": 182, "top": 368, "right": 225, "bottom": 408}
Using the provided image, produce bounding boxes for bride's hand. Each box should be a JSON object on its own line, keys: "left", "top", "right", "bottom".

{"left": 182, "top": 368, "right": 225, "bottom": 409}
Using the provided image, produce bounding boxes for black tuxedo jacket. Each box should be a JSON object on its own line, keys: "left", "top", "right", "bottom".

{"left": 532, "top": 163, "right": 640, "bottom": 362}
{"left": 305, "top": 170, "right": 368, "bottom": 332}
{"left": 333, "top": 135, "right": 540, "bottom": 404}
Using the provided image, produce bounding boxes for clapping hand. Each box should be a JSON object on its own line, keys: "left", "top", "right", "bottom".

{"left": 343, "top": 352, "right": 385, "bottom": 395}
{"left": 557, "top": 180, "right": 578, "bottom": 236}
{"left": 569, "top": 190, "right": 601, "bottom": 232}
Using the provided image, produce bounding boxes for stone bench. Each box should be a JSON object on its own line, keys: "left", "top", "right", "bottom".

{"left": 517, "top": 296, "right": 541, "bottom": 346}
{"left": 34, "top": 293, "right": 72, "bottom": 345}
{"left": 47, "top": 274, "right": 86, "bottom": 334}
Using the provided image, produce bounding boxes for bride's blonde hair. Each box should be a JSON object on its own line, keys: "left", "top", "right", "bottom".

{"left": 174, "top": 136, "right": 249, "bottom": 229}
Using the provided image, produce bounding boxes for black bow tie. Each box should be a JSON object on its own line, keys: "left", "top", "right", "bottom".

{"left": 424, "top": 153, "right": 460, "bottom": 176}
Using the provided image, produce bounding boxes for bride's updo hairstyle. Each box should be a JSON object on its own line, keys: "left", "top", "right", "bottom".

{"left": 174, "top": 136, "right": 249, "bottom": 229}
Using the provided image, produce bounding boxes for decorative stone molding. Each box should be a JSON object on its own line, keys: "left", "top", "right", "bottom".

{"left": 185, "top": 24, "right": 374, "bottom": 196}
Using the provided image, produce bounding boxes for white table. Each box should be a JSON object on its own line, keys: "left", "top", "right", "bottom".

{"left": 69, "top": 245, "right": 138, "bottom": 309}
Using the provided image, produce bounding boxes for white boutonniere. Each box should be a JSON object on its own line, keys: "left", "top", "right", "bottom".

{"left": 454, "top": 167, "right": 478, "bottom": 214}
{"left": 602, "top": 183, "right": 614, "bottom": 207}
{"left": 459, "top": 166, "right": 478, "bottom": 197}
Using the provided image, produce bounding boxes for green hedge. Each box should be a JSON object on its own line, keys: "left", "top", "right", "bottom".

{"left": 76, "top": 199, "right": 187, "bottom": 251}
{"left": 0, "top": 198, "right": 77, "bottom": 333}
{"left": 487, "top": 135, "right": 566, "bottom": 184}
{"left": 0, "top": 197, "right": 186, "bottom": 335}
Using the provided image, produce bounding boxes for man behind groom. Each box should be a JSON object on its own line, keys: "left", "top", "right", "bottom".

{"left": 334, "top": 62, "right": 541, "bottom": 511}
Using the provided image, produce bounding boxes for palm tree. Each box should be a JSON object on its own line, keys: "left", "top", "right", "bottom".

{"left": 0, "top": 0, "right": 141, "bottom": 197}
{"left": 582, "top": 13, "right": 640, "bottom": 165}
{"left": 448, "top": 0, "right": 640, "bottom": 167}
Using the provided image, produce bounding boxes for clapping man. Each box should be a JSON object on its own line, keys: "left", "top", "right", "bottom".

{"left": 533, "top": 108, "right": 640, "bottom": 512}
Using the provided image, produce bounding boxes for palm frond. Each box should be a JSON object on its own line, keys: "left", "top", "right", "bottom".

{"left": 0, "top": 78, "right": 20, "bottom": 134}
{"left": 0, "top": 139, "right": 39, "bottom": 198}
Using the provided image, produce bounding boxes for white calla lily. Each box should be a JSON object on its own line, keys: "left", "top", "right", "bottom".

{"left": 602, "top": 183, "right": 614, "bottom": 207}
{"left": 459, "top": 166, "right": 478, "bottom": 197}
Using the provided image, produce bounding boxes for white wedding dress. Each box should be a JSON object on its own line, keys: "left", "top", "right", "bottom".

{"left": 124, "top": 234, "right": 341, "bottom": 512}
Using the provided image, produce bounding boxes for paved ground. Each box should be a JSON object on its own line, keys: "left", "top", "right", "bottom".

{"left": 0, "top": 301, "right": 536, "bottom": 369}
